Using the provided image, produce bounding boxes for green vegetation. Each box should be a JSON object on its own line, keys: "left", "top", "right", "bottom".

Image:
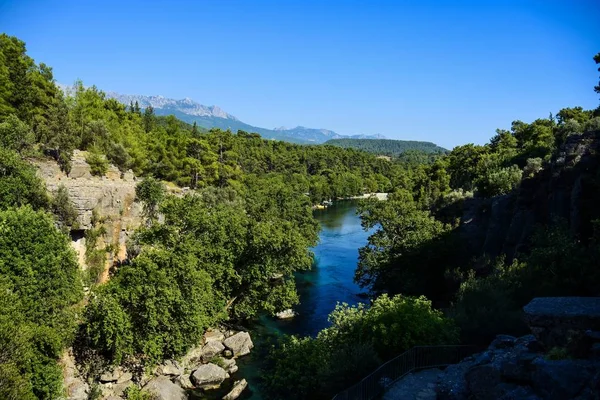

{"left": 263, "top": 295, "right": 457, "bottom": 399}
{"left": 324, "top": 138, "right": 447, "bottom": 157}
{"left": 1, "top": 32, "right": 599, "bottom": 400}
{"left": 0, "top": 207, "right": 83, "bottom": 399}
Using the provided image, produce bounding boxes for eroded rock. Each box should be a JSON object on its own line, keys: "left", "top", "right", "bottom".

{"left": 223, "top": 379, "right": 248, "bottom": 400}
{"left": 144, "top": 375, "right": 187, "bottom": 400}
{"left": 223, "top": 332, "right": 253, "bottom": 357}
{"left": 191, "top": 363, "right": 229, "bottom": 389}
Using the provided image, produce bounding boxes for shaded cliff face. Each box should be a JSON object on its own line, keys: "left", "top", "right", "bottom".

{"left": 458, "top": 130, "right": 600, "bottom": 261}
{"left": 33, "top": 150, "right": 143, "bottom": 279}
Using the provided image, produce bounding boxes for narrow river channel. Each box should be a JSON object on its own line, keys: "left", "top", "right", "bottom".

{"left": 232, "top": 200, "right": 375, "bottom": 399}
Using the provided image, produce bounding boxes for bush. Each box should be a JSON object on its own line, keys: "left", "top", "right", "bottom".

{"left": 0, "top": 208, "right": 83, "bottom": 399}
{"left": 475, "top": 164, "right": 522, "bottom": 197}
{"left": 83, "top": 249, "right": 225, "bottom": 364}
{"left": 263, "top": 294, "right": 458, "bottom": 399}
{"left": 523, "top": 157, "right": 543, "bottom": 178}
{"left": 86, "top": 150, "right": 109, "bottom": 176}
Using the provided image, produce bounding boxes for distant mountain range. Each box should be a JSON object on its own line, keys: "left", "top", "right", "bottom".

{"left": 63, "top": 86, "right": 385, "bottom": 144}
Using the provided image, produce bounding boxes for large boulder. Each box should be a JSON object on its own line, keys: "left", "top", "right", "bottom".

{"left": 223, "top": 379, "right": 248, "bottom": 400}
{"left": 203, "top": 328, "right": 225, "bottom": 343}
{"left": 531, "top": 358, "right": 594, "bottom": 400}
{"left": 144, "top": 376, "right": 187, "bottom": 400}
{"left": 223, "top": 332, "right": 253, "bottom": 357}
{"left": 465, "top": 364, "right": 503, "bottom": 400}
{"left": 190, "top": 363, "right": 229, "bottom": 389}
{"left": 202, "top": 340, "right": 225, "bottom": 363}
{"left": 524, "top": 297, "right": 600, "bottom": 349}
{"left": 155, "top": 360, "right": 183, "bottom": 376}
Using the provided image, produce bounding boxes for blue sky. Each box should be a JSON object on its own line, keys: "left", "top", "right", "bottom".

{"left": 1, "top": 0, "right": 599, "bottom": 149}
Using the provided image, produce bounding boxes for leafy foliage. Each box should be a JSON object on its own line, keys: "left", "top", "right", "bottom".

{"left": 324, "top": 138, "right": 447, "bottom": 158}
{"left": 0, "top": 208, "right": 83, "bottom": 399}
{"left": 263, "top": 294, "right": 458, "bottom": 399}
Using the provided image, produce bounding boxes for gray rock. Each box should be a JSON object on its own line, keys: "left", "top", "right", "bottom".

{"left": 465, "top": 364, "right": 503, "bottom": 400}
{"left": 176, "top": 373, "right": 195, "bottom": 390}
{"left": 116, "top": 372, "right": 133, "bottom": 384}
{"left": 180, "top": 346, "right": 204, "bottom": 370}
{"left": 144, "top": 376, "right": 187, "bottom": 400}
{"left": 100, "top": 367, "right": 124, "bottom": 383}
{"left": 490, "top": 335, "right": 517, "bottom": 350}
{"left": 221, "top": 357, "right": 238, "bottom": 374}
{"left": 223, "top": 332, "right": 253, "bottom": 357}
{"left": 156, "top": 360, "right": 183, "bottom": 376}
{"left": 524, "top": 297, "right": 600, "bottom": 349}
{"left": 65, "top": 379, "right": 89, "bottom": 400}
{"left": 223, "top": 379, "right": 248, "bottom": 400}
{"left": 223, "top": 349, "right": 233, "bottom": 358}
{"left": 191, "top": 363, "right": 229, "bottom": 389}
{"left": 202, "top": 340, "right": 225, "bottom": 362}
{"left": 204, "top": 329, "right": 225, "bottom": 343}
{"left": 531, "top": 358, "right": 593, "bottom": 400}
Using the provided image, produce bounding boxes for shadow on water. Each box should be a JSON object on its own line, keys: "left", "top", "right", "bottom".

{"left": 211, "top": 200, "right": 375, "bottom": 400}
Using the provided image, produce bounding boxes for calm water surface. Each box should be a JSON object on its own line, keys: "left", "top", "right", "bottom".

{"left": 230, "top": 200, "right": 374, "bottom": 399}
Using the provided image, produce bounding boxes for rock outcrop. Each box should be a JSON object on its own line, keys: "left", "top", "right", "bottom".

{"left": 457, "top": 130, "right": 600, "bottom": 261}
{"left": 34, "top": 150, "right": 143, "bottom": 282}
{"left": 69, "top": 328, "right": 253, "bottom": 399}
{"left": 437, "top": 297, "right": 600, "bottom": 400}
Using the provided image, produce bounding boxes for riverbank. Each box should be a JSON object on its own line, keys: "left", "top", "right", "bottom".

{"left": 312, "top": 192, "right": 388, "bottom": 209}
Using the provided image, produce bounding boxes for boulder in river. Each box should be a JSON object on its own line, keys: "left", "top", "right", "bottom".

{"left": 223, "top": 332, "right": 253, "bottom": 357}
{"left": 275, "top": 309, "right": 297, "bottom": 319}
{"left": 223, "top": 379, "right": 248, "bottom": 400}
{"left": 191, "top": 363, "right": 229, "bottom": 389}
{"left": 202, "top": 340, "right": 225, "bottom": 362}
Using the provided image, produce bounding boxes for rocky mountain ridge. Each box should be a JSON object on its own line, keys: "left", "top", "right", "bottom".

{"left": 58, "top": 83, "right": 386, "bottom": 144}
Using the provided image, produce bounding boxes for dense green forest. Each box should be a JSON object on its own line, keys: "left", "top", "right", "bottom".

{"left": 1, "top": 32, "right": 600, "bottom": 400}
{"left": 324, "top": 138, "right": 447, "bottom": 158}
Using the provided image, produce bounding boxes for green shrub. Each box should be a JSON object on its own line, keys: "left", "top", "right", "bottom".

{"left": 86, "top": 151, "right": 109, "bottom": 176}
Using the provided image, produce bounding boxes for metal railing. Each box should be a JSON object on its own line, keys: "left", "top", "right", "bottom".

{"left": 332, "top": 345, "right": 479, "bottom": 400}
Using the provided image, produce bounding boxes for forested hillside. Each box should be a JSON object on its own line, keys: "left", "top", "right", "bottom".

{"left": 0, "top": 34, "right": 412, "bottom": 399}
{"left": 262, "top": 54, "right": 600, "bottom": 399}
{"left": 2, "top": 31, "right": 600, "bottom": 400}
{"left": 324, "top": 138, "right": 447, "bottom": 157}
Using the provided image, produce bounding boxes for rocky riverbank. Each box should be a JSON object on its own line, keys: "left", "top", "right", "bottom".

{"left": 64, "top": 328, "right": 254, "bottom": 400}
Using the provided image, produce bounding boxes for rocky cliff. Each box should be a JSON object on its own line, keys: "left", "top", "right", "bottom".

{"left": 33, "top": 150, "right": 143, "bottom": 280}
{"left": 457, "top": 130, "right": 600, "bottom": 261}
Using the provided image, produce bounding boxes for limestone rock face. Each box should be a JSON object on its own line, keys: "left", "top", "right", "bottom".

{"left": 223, "top": 332, "right": 253, "bottom": 357}
{"left": 190, "top": 363, "right": 229, "bottom": 389}
{"left": 144, "top": 376, "right": 187, "bottom": 400}
{"left": 33, "top": 151, "right": 143, "bottom": 281}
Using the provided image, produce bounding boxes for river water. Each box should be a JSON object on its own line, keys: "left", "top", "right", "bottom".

{"left": 232, "top": 200, "right": 374, "bottom": 399}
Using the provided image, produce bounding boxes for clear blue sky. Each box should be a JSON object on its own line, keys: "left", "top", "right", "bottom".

{"left": 1, "top": 0, "right": 599, "bottom": 148}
